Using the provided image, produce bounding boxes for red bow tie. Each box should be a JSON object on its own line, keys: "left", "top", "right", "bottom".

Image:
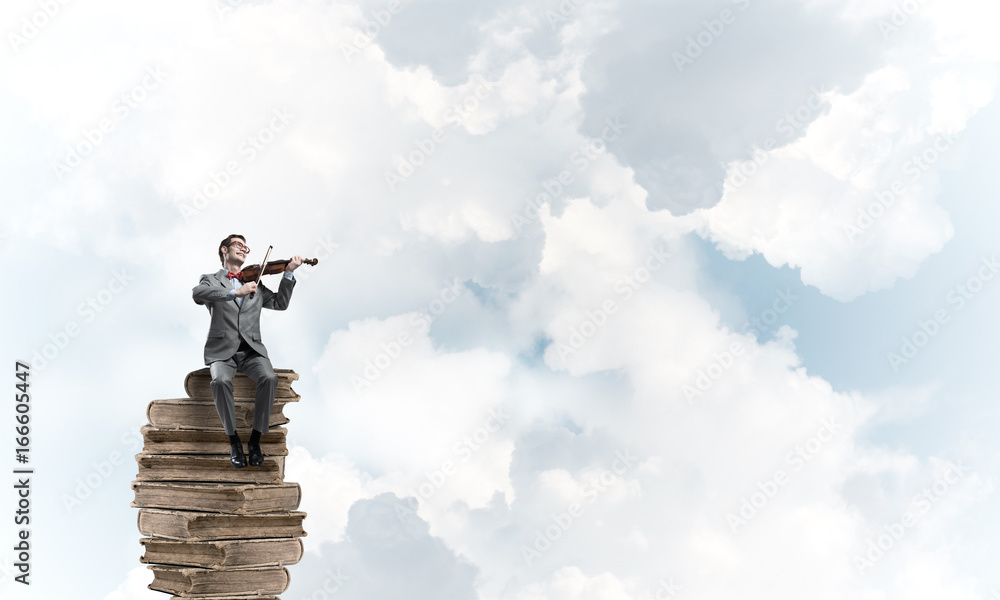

{"left": 227, "top": 270, "right": 243, "bottom": 281}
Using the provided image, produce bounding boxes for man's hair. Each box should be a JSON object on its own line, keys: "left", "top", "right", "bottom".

{"left": 218, "top": 234, "right": 246, "bottom": 265}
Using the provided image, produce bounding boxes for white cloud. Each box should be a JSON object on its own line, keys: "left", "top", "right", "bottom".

{"left": 312, "top": 312, "right": 515, "bottom": 511}
{"left": 696, "top": 2, "right": 998, "bottom": 300}
{"left": 286, "top": 446, "right": 373, "bottom": 551}
{"left": 515, "top": 566, "right": 636, "bottom": 600}
{"left": 433, "top": 192, "right": 985, "bottom": 600}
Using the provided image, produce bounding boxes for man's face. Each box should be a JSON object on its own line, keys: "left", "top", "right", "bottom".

{"left": 224, "top": 239, "right": 249, "bottom": 266}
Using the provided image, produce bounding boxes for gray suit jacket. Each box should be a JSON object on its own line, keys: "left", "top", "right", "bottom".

{"left": 192, "top": 268, "right": 296, "bottom": 365}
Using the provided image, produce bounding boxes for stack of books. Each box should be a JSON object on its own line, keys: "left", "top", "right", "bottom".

{"left": 132, "top": 368, "right": 307, "bottom": 599}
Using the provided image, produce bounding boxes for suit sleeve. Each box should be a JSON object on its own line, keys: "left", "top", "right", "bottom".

{"left": 261, "top": 273, "right": 295, "bottom": 310}
{"left": 192, "top": 274, "right": 230, "bottom": 305}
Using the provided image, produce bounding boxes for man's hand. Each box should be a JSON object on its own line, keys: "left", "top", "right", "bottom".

{"left": 235, "top": 282, "right": 258, "bottom": 298}
{"left": 285, "top": 255, "right": 304, "bottom": 272}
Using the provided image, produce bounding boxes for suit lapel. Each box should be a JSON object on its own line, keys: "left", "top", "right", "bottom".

{"left": 213, "top": 269, "right": 240, "bottom": 308}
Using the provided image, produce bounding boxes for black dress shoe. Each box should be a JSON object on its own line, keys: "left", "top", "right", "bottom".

{"left": 230, "top": 441, "right": 247, "bottom": 469}
{"left": 247, "top": 439, "right": 264, "bottom": 467}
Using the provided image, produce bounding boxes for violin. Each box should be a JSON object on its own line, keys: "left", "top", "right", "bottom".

{"left": 240, "top": 258, "right": 318, "bottom": 282}
{"left": 243, "top": 244, "right": 319, "bottom": 299}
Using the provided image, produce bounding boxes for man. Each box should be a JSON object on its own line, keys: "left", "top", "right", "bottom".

{"left": 192, "top": 234, "right": 303, "bottom": 469}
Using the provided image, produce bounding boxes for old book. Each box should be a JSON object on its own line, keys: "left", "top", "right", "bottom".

{"left": 135, "top": 454, "right": 284, "bottom": 484}
{"left": 169, "top": 597, "right": 279, "bottom": 600}
{"left": 140, "top": 537, "right": 304, "bottom": 568}
{"left": 148, "top": 565, "right": 289, "bottom": 596}
{"left": 131, "top": 481, "right": 301, "bottom": 514}
{"left": 184, "top": 368, "right": 300, "bottom": 400}
{"left": 141, "top": 425, "right": 288, "bottom": 455}
{"left": 146, "top": 398, "right": 291, "bottom": 430}
{"left": 138, "top": 508, "right": 307, "bottom": 541}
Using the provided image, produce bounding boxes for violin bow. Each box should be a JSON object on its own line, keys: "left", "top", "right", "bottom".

{"left": 248, "top": 245, "right": 273, "bottom": 299}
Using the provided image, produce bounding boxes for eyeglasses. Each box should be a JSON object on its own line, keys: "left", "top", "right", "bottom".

{"left": 228, "top": 242, "right": 250, "bottom": 253}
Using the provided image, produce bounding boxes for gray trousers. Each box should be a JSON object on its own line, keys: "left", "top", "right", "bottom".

{"left": 209, "top": 340, "right": 278, "bottom": 435}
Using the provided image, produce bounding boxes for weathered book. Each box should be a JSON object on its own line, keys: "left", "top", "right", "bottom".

{"left": 148, "top": 565, "right": 289, "bottom": 596}
{"left": 141, "top": 425, "right": 288, "bottom": 455}
{"left": 138, "top": 508, "right": 307, "bottom": 541}
{"left": 169, "top": 597, "right": 278, "bottom": 600}
{"left": 146, "top": 398, "right": 291, "bottom": 430}
{"left": 140, "top": 537, "right": 304, "bottom": 568}
{"left": 184, "top": 368, "right": 300, "bottom": 400}
{"left": 135, "top": 454, "right": 284, "bottom": 484}
{"left": 131, "top": 481, "right": 301, "bottom": 514}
